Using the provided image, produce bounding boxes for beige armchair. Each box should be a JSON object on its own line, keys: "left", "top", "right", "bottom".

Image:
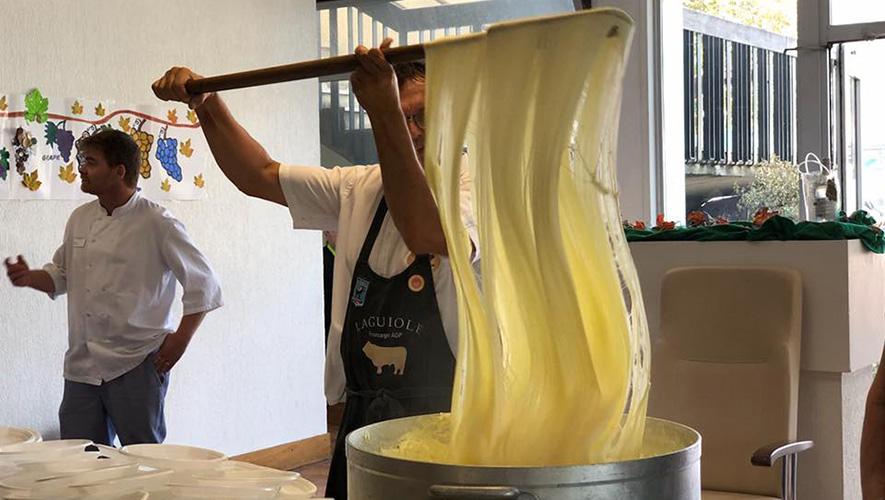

{"left": 648, "top": 267, "right": 813, "bottom": 500}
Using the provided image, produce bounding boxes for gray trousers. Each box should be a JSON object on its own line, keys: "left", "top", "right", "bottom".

{"left": 59, "top": 353, "right": 169, "bottom": 446}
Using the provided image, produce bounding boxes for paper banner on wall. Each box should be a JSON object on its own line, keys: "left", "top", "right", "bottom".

{"left": 0, "top": 89, "right": 208, "bottom": 201}
{"left": 4, "top": 95, "right": 51, "bottom": 201}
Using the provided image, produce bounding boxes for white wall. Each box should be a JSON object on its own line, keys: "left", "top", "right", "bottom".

{"left": 0, "top": 0, "right": 327, "bottom": 455}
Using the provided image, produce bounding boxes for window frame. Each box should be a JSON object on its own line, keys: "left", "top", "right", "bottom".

{"left": 797, "top": 0, "right": 885, "bottom": 214}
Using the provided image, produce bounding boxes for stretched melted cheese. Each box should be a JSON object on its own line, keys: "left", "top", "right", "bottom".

{"left": 385, "top": 8, "right": 650, "bottom": 466}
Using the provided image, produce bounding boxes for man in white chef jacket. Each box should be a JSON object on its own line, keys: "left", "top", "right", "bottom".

{"left": 4, "top": 129, "right": 223, "bottom": 446}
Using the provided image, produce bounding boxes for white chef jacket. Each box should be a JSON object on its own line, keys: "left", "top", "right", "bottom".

{"left": 43, "top": 191, "right": 223, "bottom": 385}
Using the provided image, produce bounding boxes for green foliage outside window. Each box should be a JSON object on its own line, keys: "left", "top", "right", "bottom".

{"left": 735, "top": 157, "right": 800, "bottom": 219}
{"left": 683, "top": 0, "right": 796, "bottom": 37}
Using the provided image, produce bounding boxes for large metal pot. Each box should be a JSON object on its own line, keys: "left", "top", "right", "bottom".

{"left": 346, "top": 415, "right": 701, "bottom": 499}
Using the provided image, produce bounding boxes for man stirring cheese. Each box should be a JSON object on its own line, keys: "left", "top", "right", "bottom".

{"left": 152, "top": 39, "right": 477, "bottom": 499}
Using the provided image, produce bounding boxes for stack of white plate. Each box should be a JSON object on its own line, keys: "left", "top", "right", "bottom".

{"left": 0, "top": 428, "right": 41, "bottom": 448}
{"left": 120, "top": 444, "right": 227, "bottom": 471}
{"left": 1, "top": 462, "right": 172, "bottom": 499}
{"left": 0, "top": 440, "right": 93, "bottom": 463}
{"left": 0, "top": 439, "right": 321, "bottom": 499}
{"left": 166, "top": 460, "right": 318, "bottom": 499}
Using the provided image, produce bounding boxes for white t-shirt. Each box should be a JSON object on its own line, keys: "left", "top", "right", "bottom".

{"left": 278, "top": 163, "right": 477, "bottom": 404}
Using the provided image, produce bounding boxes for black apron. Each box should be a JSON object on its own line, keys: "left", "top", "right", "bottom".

{"left": 325, "top": 198, "right": 456, "bottom": 500}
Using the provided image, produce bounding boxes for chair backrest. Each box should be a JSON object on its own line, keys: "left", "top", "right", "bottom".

{"left": 648, "top": 266, "right": 802, "bottom": 497}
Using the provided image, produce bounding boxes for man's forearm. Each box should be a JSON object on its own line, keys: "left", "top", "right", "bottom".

{"left": 154, "top": 311, "right": 209, "bottom": 373}
{"left": 27, "top": 270, "right": 56, "bottom": 294}
{"left": 195, "top": 94, "right": 285, "bottom": 204}
{"left": 174, "top": 311, "right": 207, "bottom": 342}
{"left": 371, "top": 110, "right": 447, "bottom": 255}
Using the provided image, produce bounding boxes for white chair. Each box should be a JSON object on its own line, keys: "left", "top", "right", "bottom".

{"left": 648, "top": 267, "right": 813, "bottom": 500}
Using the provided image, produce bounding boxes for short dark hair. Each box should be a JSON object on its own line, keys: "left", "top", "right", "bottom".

{"left": 77, "top": 129, "right": 140, "bottom": 187}
{"left": 394, "top": 62, "right": 426, "bottom": 89}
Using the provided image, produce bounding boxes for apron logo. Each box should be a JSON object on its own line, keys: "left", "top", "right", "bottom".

{"left": 352, "top": 277, "right": 370, "bottom": 307}
{"left": 363, "top": 341, "right": 407, "bottom": 375}
{"left": 408, "top": 274, "right": 425, "bottom": 293}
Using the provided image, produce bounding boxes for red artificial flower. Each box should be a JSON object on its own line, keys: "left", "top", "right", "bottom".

{"left": 632, "top": 220, "right": 647, "bottom": 230}
{"left": 687, "top": 211, "right": 707, "bottom": 227}
{"left": 655, "top": 214, "right": 676, "bottom": 231}
{"left": 715, "top": 216, "right": 729, "bottom": 225}
{"left": 753, "top": 207, "right": 779, "bottom": 226}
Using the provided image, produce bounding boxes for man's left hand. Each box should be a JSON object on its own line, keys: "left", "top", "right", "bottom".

{"left": 350, "top": 38, "right": 400, "bottom": 118}
{"left": 154, "top": 333, "right": 190, "bottom": 373}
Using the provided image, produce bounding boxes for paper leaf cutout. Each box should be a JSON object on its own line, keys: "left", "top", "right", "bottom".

{"left": 71, "top": 100, "right": 83, "bottom": 115}
{"left": 179, "top": 138, "right": 193, "bottom": 158}
{"left": 186, "top": 110, "right": 198, "bottom": 124}
{"left": 0, "top": 96, "right": 7, "bottom": 111}
{"left": 24, "top": 89, "right": 49, "bottom": 124}
{"left": 22, "top": 169, "right": 42, "bottom": 191}
{"left": 95, "top": 103, "right": 106, "bottom": 116}
{"left": 194, "top": 173, "right": 205, "bottom": 188}
{"left": 0, "top": 148, "right": 9, "bottom": 180}
{"left": 161, "top": 179, "right": 172, "bottom": 192}
{"left": 58, "top": 162, "right": 78, "bottom": 183}
{"left": 118, "top": 117, "right": 131, "bottom": 133}
{"left": 167, "top": 109, "right": 178, "bottom": 124}
{"left": 44, "top": 121, "right": 59, "bottom": 145}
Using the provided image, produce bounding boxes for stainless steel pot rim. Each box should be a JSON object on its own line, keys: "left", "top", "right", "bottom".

{"left": 346, "top": 415, "right": 701, "bottom": 482}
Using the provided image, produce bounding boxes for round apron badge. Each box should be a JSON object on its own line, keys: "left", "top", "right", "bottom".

{"left": 408, "top": 274, "right": 425, "bottom": 292}
{"left": 430, "top": 254, "right": 441, "bottom": 270}
{"left": 405, "top": 252, "right": 416, "bottom": 266}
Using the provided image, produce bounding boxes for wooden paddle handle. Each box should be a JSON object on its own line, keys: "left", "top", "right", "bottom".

{"left": 184, "top": 45, "right": 426, "bottom": 95}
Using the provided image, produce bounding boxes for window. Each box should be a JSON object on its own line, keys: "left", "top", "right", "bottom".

{"left": 681, "top": 0, "right": 798, "bottom": 220}
{"left": 830, "top": 0, "right": 885, "bottom": 25}
{"left": 835, "top": 40, "right": 885, "bottom": 220}
{"left": 316, "top": 0, "right": 575, "bottom": 166}
{"left": 795, "top": 1, "right": 885, "bottom": 223}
